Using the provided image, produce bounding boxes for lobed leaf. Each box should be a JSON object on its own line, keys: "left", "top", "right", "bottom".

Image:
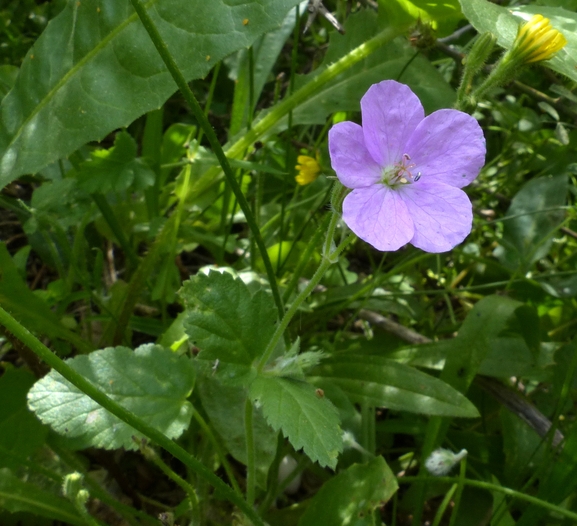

{"left": 250, "top": 376, "right": 343, "bottom": 469}
{"left": 181, "top": 270, "right": 279, "bottom": 384}
{"left": 27, "top": 344, "right": 195, "bottom": 450}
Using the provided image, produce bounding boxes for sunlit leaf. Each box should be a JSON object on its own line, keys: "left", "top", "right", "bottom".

{"left": 27, "top": 344, "right": 195, "bottom": 450}
{"left": 0, "top": 0, "right": 302, "bottom": 184}
{"left": 250, "top": 375, "right": 342, "bottom": 469}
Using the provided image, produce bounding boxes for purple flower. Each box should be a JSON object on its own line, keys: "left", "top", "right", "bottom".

{"left": 328, "top": 80, "right": 486, "bottom": 253}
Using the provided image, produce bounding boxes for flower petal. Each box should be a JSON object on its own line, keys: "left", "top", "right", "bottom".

{"left": 399, "top": 181, "right": 473, "bottom": 253}
{"left": 328, "top": 121, "right": 382, "bottom": 188}
{"left": 405, "top": 109, "right": 485, "bottom": 188}
{"left": 342, "top": 185, "right": 414, "bottom": 251}
{"left": 361, "top": 80, "right": 424, "bottom": 167}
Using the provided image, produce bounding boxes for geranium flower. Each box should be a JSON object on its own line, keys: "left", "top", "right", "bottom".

{"left": 328, "top": 80, "right": 486, "bottom": 252}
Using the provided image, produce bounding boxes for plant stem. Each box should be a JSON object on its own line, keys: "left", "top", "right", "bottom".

{"left": 399, "top": 475, "right": 577, "bottom": 521}
{"left": 139, "top": 441, "right": 201, "bottom": 524}
{"left": 190, "top": 24, "right": 405, "bottom": 202}
{"left": 448, "top": 455, "right": 467, "bottom": 526}
{"left": 245, "top": 398, "right": 256, "bottom": 507}
{"left": 128, "top": 0, "right": 284, "bottom": 322}
{"left": 257, "top": 216, "right": 355, "bottom": 371}
{"left": 431, "top": 484, "right": 457, "bottom": 526}
{"left": 0, "top": 306, "right": 265, "bottom": 526}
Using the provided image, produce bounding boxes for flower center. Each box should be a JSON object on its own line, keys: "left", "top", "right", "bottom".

{"left": 381, "top": 153, "right": 421, "bottom": 187}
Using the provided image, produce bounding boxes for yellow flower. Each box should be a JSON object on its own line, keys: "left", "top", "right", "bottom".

{"left": 513, "top": 14, "right": 567, "bottom": 63}
{"left": 295, "top": 155, "right": 321, "bottom": 185}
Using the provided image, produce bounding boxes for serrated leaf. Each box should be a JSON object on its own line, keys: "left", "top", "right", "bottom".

{"left": 198, "top": 376, "right": 277, "bottom": 489}
{"left": 181, "top": 271, "right": 279, "bottom": 384}
{"left": 0, "top": 468, "right": 81, "bottom": 525}
{"left": 312, "top": 355, "right": 479, "bottom": 418}
{"left": 0, "top": 369, "right": 47, "bottom": 469}
{"left": 298, "top": 456, "right": 398, "bottom": 526}
{"left": 250, "top": 376, "right": 342, "bottom": 468}
{"left": 27, "top": 344, "right": 195, "bottom": 450}
{"left": 77, "top": 131, "right": 155, "bottom": 193}
{"left": 0, "top": 0, "right": 302, "bottom": 184}
{"left": 460, "top": 0, "right": 577, "bottom": 82}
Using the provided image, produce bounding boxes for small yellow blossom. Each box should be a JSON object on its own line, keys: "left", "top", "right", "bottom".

{"left": 513, "top": 14, "right": 567, "bottom": 63}
{"left": 295, "top": 155, "right": 321, "bottom": 185}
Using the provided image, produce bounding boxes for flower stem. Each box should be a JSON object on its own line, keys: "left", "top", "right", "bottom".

{"left": 127, "top": 0, "right": 284, "bottom": 322}
{"left": 0, "top": 305, "right": 265, "bottom": 526}
{"left": 257, "top": 215, "right": 355, "bottom": 371}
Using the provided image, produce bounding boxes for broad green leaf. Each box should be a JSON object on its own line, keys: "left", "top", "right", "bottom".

{"left": 27, "top": 344, "right": 195, "bottom": 450}
{"left": 0, "top": 468, "right": 82, "bottom": 525}
{"left": 227, "top": 3, "right": 301, "bottom": 136}
{"left": 76, "top": 131, "right": 155, "bottom": 193}
{"left": 312, "top": 355, "right": 479, "bottom": 418}
{"left": 270, "top": 9, "right": 455, "bottom": 133}
{"left": 198, "top": 376, "right": 277, "bottom": 489}
{"left": 298, "top": 456, "right": 398, "bottom": 526}
{"left": 181, "top": 271, "right": 279, "bottom": 384}
{"left": 0, "top": 66, "right": 18, "bottom": 100}
{"left": 250, "top": 376, "right": 343, "bottom": 468}
{"left": 0, "top": 0, "right": 302, "bottom": 184}
{"left": 378, "top": 0, "right": 464, "bottom": 37}
{"left": 0, "top": 369, "right": 47, "bottom": 469}
{"left": 460, "top": 0, "right": 577, "bottom": 82}
{"left": 494, "top": 175, "right": 567, "bottom": 272}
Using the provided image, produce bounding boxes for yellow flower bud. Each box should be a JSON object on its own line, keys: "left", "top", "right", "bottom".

{"left": 295, "top": 154, "right": 321, "bottom": 186}
{"left": 513, "top": 14, "right": 567, "bottom": 63}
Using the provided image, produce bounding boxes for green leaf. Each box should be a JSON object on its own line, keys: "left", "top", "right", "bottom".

{"left": 27, "top": 344, "right": 195, "bottom": 450}
{"left": 494, "top": 175, "right": 567, "bottom": 271}
{"left": 312, "top": 354, "right": 479, "bottom": 418}
{"left": 298, "top": 456, "right": 398, "bottom": 526}
{"left": 439, "top": 295, "right": 523, "bottom": 393}
{"left": 0, "top": 243, "right": 89, "bottom": 351}
{"left": 0, "top": 369, "right": 47, "bottom": 469}
{"left": 181, "top": 270, "right": 279, "bottom": 384}
{"left": 0, "top": 0, "right": 302, "bottom": 184}
{"left": 250, "top": 376, "right": 343, "bottom": 469}
{"left": 460, "top": 0, "right": 577, "bottom": 82}
{"left": 378, "top": 0, "right": 464, "bottom": 37}
{"left": 227, "top": 5, "right": 298, "bottom": 136}
{"left": 76, "top": 131, "right": 155, "bottom": 193}
{"left": 0, "top": 468, "right": 82, "bottom": 525}
{"left": 0, "top": 65, "right": 18, "bottom": 100}
{"left": 198, "top": 376, "right": 277, "bottom": 489}
{"left": 271, "top": 9, "right": 455, "bottom": 133}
